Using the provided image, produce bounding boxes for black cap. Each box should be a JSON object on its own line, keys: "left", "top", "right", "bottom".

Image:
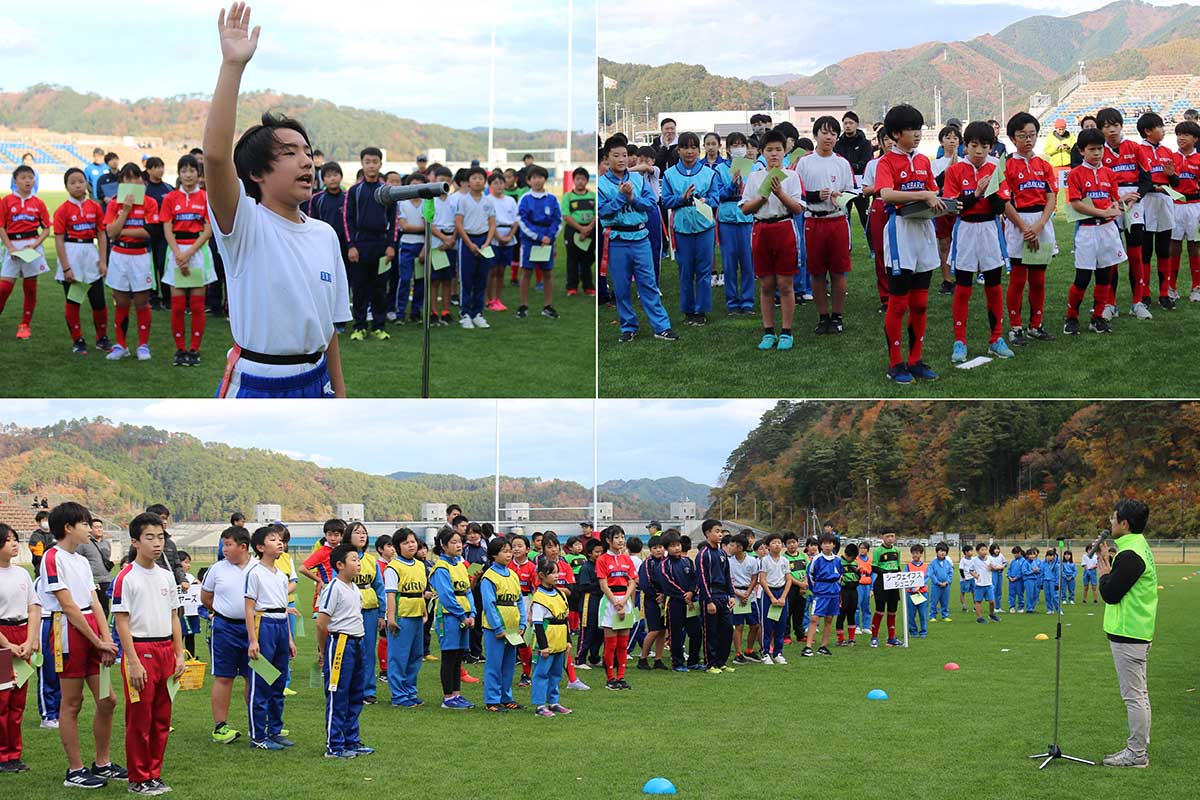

{"left": 579, "top": 521, "right": 592, "bottom": 528}
{"left": 417, "top": 154, "right": 428, "bottom": 162}
{"left": 646, "top": 520, "right": 661, "bottom": 530}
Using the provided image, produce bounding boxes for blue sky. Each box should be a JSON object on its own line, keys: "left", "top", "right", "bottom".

{"left": 599, "top": 0, "right": 1177, "bottom": 80}
{"left": 0, "top": 400, "right": 775, "bottom": 488}
{"left": 0, "top": 0, "right": 595, "bottom": 134}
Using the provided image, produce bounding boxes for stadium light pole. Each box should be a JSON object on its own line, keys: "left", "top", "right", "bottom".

{"left": 566, "top": 0, "right": 573, "bottom": 164}
{"left": 866, "top": 478, "right": 872, "bottom": 539}
{"left": 769, "top": 91, "right": 776, "bottom": 114}
{"left": 645, "top": 96, "right": 650, "bottom": 128}
{"left": 494, "top": 399, "right": 501, "bottom": 526}
{"left": 487, "top": 21, "right": 496, "bottom": 165}
{"left": 966, "top": 89, "right": 971, "bottom": 122}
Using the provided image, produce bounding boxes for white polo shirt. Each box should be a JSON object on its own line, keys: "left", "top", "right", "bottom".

{"left": 0, "top": 564, "right": 39, "bottom": 620}
{"left": 319, "top": 578, "right": 364, "bottom": 636}
{"left": 433, "top": 195, "right": 459, "bottom": 232}
{"left": 243, "top": 561, "right": 290, "bottom": 619}
{"left": 396, "top": 200, "right": 425, "bottom": 245}
{"left": 758, "top": 553, "right": 790, "bottom": 589}
{"left": 491, "top": 193, "right": 518, "bottom": 237}
{"left": 112, "top": 562, "right": 180, "bottom": 638}
{"left": 740, "top": 168, "right": 805, "bottom": 220}
{"left": 455, "top": 192, "right": 495, "bottom": 236}
{"left": 209, "top": 181, "right": 351, "bottom": 357}
{"left": 201, "top": 558, "right": 250, "bottom": 620}
{"left": 793, "top": 151, "right": 856, "bottom": 217}
{"left": 38, "top": 545, "right": 97, "bottom": 613}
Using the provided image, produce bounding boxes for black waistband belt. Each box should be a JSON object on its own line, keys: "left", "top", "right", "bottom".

{"left": 238, "top": 348, "right": 322, "bottom": 366}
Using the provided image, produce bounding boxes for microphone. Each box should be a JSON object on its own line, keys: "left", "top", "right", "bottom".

{"left": 374, "top": 182, "right": 450, "bottom": 205}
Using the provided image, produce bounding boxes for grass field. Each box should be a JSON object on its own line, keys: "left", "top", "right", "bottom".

{"left": 1, "top": 191, "right": 596, "bottom": 398}
{"left": 12, "top": 564, "right": 1199, "bottom": 799}
{"left": 598, "top": 214, "right": 1200, "bottom": 398}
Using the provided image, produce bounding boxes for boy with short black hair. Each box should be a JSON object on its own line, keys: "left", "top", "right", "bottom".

{"left": 904, "top": 544, "right": 929, "bottom": 638}
{"left": 112, "top": 513, "right": 185, "bottom": 795}
{"left": 1135, "top": 113, "right": 1180, "bottom": 311}
{"left": 727, "top": 532, "right": 760, "bottom": 665}
{"left": 304, "top": 162, "right": 350, "bottom": 328}
{"left": 802, "top": 532, "right": 841, "bottom": 656}
{"left": 635, "top": 535, "right": 668, "bottom": 670}
{"left": 1169, "top": 120, "right": 1200, "bottom": 303}
{"left": 783, "top": 533, "right": 808, "bottom": 644}
{"left": 244, "top": 526, "right": 295, "bottom": 750}
{"left": 343, "top": 146, "right": 394, "bottom": 340}
{"left": 562, "top": 166, "right": 595, "bottom": 296}
{"left": 796, "top": 116, "right": 856, "bottom": 334}
{"left": 868, "top": 527, "right": 902, "bottom": 647}
{"left": 0, "top": 164, "right": 52, "bottom": 340}
{"left": 969, "top": 542, "right": 1000, "bottom": 623}
{"left": 1097, "top": 107, "right": 1148, "bottom": 319}
{"left": 201, "top": 526, "right": 252, "bottom": 745}
{"left": 53, "top": 168, "right": 111, "bottom": 355}
{"left": 516, "top": 165, "right": 562, "bottom": 319}
{"left": 1004, "top": 112, "right": 1059, "bottom": 346}
{"left": 204, "top": 3, "right": 350, "bottom": 397}
{"left": 695, "top": 520, "right": 734, "bottom": 673}
{"left": 317, "top": 543, "right": 371, "bottom": 759}
{"left": 655, "top": 530, "right": 703, "bottom": 671}
{"left": 927, "top": 542, "right": 953, "bottom": 621}
{"left": 454, "top": 166, "right": 497, "bottom": 329}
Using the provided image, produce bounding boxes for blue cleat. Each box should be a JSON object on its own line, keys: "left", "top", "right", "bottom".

{"left": 776, "top": 334, "right": 794, "bottom": 351}
{"left": 907, "top": 361, "right": 938, "bottom": 381}
{"left": 951, "top": 341, "right": 968, "bottom": 364}
{"left": 887, "top": 364, "right": 913, "bottom": 384}
{"left": 988, "top": 339, "right": 1015, "bottom": 359}
{"left": 757, "top": 333, "right": 778, "bottom": 350}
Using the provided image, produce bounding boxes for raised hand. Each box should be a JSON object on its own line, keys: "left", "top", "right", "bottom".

{"left": 218, "top": 3, "right": 261, "bottom": 67}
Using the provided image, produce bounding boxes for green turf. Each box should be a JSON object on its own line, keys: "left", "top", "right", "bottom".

{"left": 599, "top": 215, "right": 1200, "bottom": 397}
{"left": 12, "top": 564, "right": 1199, "bottom": 798}
{"left": 2, "top": 191, "right": 595, "bottom": 398}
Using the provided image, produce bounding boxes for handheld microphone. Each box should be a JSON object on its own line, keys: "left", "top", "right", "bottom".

{"left": 373, "top": 182, "right": 450, "bottom": 205}
{"left": 1089, "top": 529, "right": 1113, "bottom": 553}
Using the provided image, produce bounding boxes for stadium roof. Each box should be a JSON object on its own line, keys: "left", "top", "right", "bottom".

{"left": 787, "top": 94, "right": 856, "bottom": 109}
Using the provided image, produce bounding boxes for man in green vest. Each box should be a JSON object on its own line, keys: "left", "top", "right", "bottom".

{"left": 1097, "top": 498, "right": 1157, "bottom": 768}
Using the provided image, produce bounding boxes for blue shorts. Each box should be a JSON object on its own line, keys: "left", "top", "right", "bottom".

{"left": 521, "top": 240, "right": 555, "bottom": 269}
{"left": 642, "top": 595, "right": 665, "bottom": 632}
{"left": 492, "top": 243, "right": 515, "bottom": 269}
{"left": 812, "top": 594, "right": 840, "bottom": 618}
{"left": 432, "top": 245, "right": 457, "bottom": 282}
{"left": 973, "top": 584, "right": 994, "bottom": 603}
{"left": 732, "top": 597, "right": 760, "bottom": 626}
{"left": 210, "top": 615, "right": 250, "bottom": 678}
{"left": 961, "top": 579, "right": 975, "bottom": 593}
{"left": 184, "top": 615, "right": 201, "bottom": 636}
{"left": 220, "top": 356, "right": 333, "bottom": 399}
{"left": 1083, "top": 569, "right": 1098, "bottom": 586}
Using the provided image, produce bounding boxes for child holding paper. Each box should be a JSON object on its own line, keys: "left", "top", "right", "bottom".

{"left": 316, "top": 544, "right": 372, "bottom": 759}
{"left": 530, "top": 559, "right": 573, "bottom": 717}
{"left": 384, "top": 529, "right": 427, "bottom": 708}
{"left": 661, "top": 132, "right": 722, "bottom": 325}
{"left": 52, "top": 168, "right": 109, "bottom": 354}
{"left": 943, "top": 121, "right": 1015, "bottom": 363}
{"left": 834, "top": 542, "right": 859, "bottom": 647}
{"left": 904, "top": 544, "right": 929, "bottom": 638}
{"left": 112, "top": 513, "right": 185, "bottom": 796}
{"left": 714, "top": 131, "right": 756, "bottom": 314}
{"left": 160, "top": 154, "right": 214, "bottom": 367}
{"left": 1169, "top": 121, "right": 1200, "bottom": 303}
{"left": 596, "top": 526, "right": 637, "bottom": 690}
{"left": 656, "top": 529, "right": 703, "bottom": 671}
{"left": 561, "top": 167, "right": 596, "bottom": 297}
{"left": 1003, "top": 112, "right": 1059, "bottom": 347}
{"left": 201, "top": 526, "right": 252, "bottom": 745}
{"left": 1064, "top": 127, "right": 1128, "bottom": 335}
{"left": 757, "top": 534, "right": 792, "bottom": 661}
{"left": 0, "top": 524, "right": 40, "bottom": 774}
{"left": 516, "top": 165, "right": 562, "bottom": 319}
{"left": 927, "top": 542, "right": 953, "bottom": 621}
{"left": 1134, "top": 113, "right": 1180, "bottom": 310}
{"left": 0, "top": 164, "right": 51, "bottom": 341}
{"left": 429, "top": 165, "right": 458, "bottom": 326}
{"left": 243, "top": 526, "right": 296, "bottom": 750}
{"left": 931, "top": 126, "right": 961, "bottom": 294}
{"left": 430, "top": 528, "right": 476, "bottom": 709}
{"left": 102, "top": 163, "right": 159, "bottom": 362}
{"left": 485, "top": 172, "right": 517, "bottom": 311}
{"left": 478, "top": 538, "right": 525, "bottom": 712}
{"left": 801, "top": 533, "right": 841, "bottom": 657}
{"left": 454, "top": 166, "right": 497, "bottom": 329}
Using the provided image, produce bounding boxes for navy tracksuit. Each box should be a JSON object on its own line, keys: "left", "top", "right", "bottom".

{"left": 695, "top": 543, "right": 733, "bottom": 668}
{"left": 323, "top": 631, "right": 364, "bottom": 755}
{"left": 656, "top": 554, "right": 701, "bottom": 668}
{"left": 575, "top": 560, "right": 603, "bottom": 665}
{"left": 343, "top": 179, "right": 393, "bottom": 332}
{"left": 305, "top": 188, "right": 350, "bottom": 270}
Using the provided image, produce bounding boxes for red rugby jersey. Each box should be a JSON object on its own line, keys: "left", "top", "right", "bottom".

{"left": 510, "top": 558, "right": 537, "bottom": 596}
{"left": 1003, "top": 153, "right": 1056, "bottom": 210}
{"left": 1102, "top": 139, "right": 1140, "bottom": 187}
{"left": 158, "top": 187, "right": 209, "bottom": 236}
{"left": 942, "top": 159, "right": 1010, "bottom": 220}
{"left": 103, "top": 197, "right": 159, "bottom": 254}
{"left": 1172, "top": 150, "right": 1200, "bottom": 201}
{"left": 53, "top": 198, "right": 104, "bottom": 240}
{"left": 1067, "top": 163, "right": 1121, "bottom": 211}
{"left": 873, "top": 148, "right": 937, "bottom": 203}
{"left": 596, "top": 552, "right": 635, "bottom": 595}
{"left": 1137, "top": 140, "right": 1173, "bottom": 187}
{"left": 0, "top": 193, "right": 50, "bottom": 236}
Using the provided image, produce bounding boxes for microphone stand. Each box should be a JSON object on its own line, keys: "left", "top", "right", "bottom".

{"left": 1028, "top": 543, "right": 1094, "bottom": 769}
{"left": 421, "top": 196, "right": 435, "bottom": 398}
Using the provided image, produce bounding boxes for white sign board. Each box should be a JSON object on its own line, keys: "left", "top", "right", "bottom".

{"left": 884, "top": 572, "right": 925, "bottom": 591}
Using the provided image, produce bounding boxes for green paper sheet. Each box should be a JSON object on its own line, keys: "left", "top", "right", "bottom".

{"left": 166, "top": 675, "right": 181, "bottom": 701}
{"left": 767, "top": 604, "right": 783, "bottom": 622}
{"left": 834, "top": 191, "right": 859, "bottom": 210}
{"left": 378, "top": 257, "right": 391, "bottom": 275}
{"left": 11, "top": 248, "right": 40, "bottom": 263}
{"left": 1065, "top": 200, "right": 1097, "bottom": 223}
{"left": 983, "top": 156, "right": 1006, "bottom": 197}
{"left": 731, "top": 157, "right": 755, "bottom": 180}
{"left": 787, "top": 148, "right": 810, "bottom": 165}
{"left": 1020, "top": 241, "right": 1053, "bottom": 266}
{"left": 686, "top": 603, "right": 700, "bottom": 618}
{"left": 732, "top": 599, "right": 752, "bottom": 615}
{"left": 308, "top": 663, "right": 325, "bottom": 689}
{"left": 572, "top": 233, "right": 591, "bottom": 250}
{"left": 504, "top": 631, "right": 524, "bottom": 647}
{"left": 529, "top": 245, "right": 552, "bottom": 262}
{"left": 478, "top": 245, "right": 495, "bottom": 259}
{"left": 249, "top": 656, "right": 282, "bottom": 685}
{"left": 758, "top": 168, "right": 788, "bottom": 198}
{"left": 466, "top": 562, "right": 483, "bottom": 577}
{"left": 909, "top": 592, "right": 927, "bottom": 606}
{"left": 12, "top": 656, "right": 35, "bottom": 688}
{"left": 99, "top": 665, "right": 113, "bottom": 698}
{"left": 172, "top": 248, "right": 210, "bottom": 288}
{"left": 117, "top": 184, "right": 146, "bottom": 205}
{"left": 31, "top": 651, "right": 42, "bottom": 668}
{"left": 66, "top": 280, "right": 89, "bottom": 304}
{"left": 1165, "top": 186, "right": 1186, "bottom": 202}
{"left": 431, "top": 249, "right": 450, "bottom": 270}
{"left": 695, "top": 202, "right": 714, "bottom": 223}
{"left": 294, "top": 614, "right": 305, "bottom": 638}
{"left": 610, "top": 608, "right": 638, "bottom": 630}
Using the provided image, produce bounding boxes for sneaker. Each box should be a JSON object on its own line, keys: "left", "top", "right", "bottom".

{"left": 951, "top": 341, "right": 967, "bottom": 363}
{"left": 441, "top": 697, "right": 468, "bottom": 709}
{"left": 886, "top": 364, "right": 913, "bottom": 384}
{"left": 548, "top": 703, "right": 573, "bottom": 714}
{"left": 518, "top": 674, "right": 532, "bottom": 686}
{"left": 1158, "top": 295, "right": 1174, "bottom": 311}
{"left": 1191, "top": 288, "right": 1200, "bottom": 303}
{"left": 128, "top": 782, "right": 156, "bottom": 796}
{"left": 1169, "top": 287, "right": 1180, "bottom": 301}
{"left": 566, "top": 289, "right": 578, "bottom": 297}
{"left": 472, "top": 314, "right": 490, "bottom": 329}
{"left": 386, "top": 312, "right": 397, "bottom": 322}
{"left": 618, "top": 330, "right": 636, "bottom": 343}
{"left": 542, "top": 306, "right": 559, "bottom": 319}
{"left": 1102, "top": 749, "right": 1149, "bottom": 768}
{"left": 886, "top": 638, "right": 903, "bottom": 647}
{"left": 349, "top": 329, "right": 366, "bottom": 341}
{"left": 372, "top": 329, "right": 391, "bottom": 340}
{"left": 1028, "top": 326, "right": 1056, "bottom": 341}
{"left": 989, "top": 614, "right": 1001, "bottom": 622}
{"left": 801, "top": 647, "right": 814, "bottom": 657}
{"left": 1131, "top": 302, "right": 1153, "bottom": 320}
{"left": 516, "top": 305, "right": 529, "bottom": 319}
{"left": 705, "top": 667, "right": 723, "bottom": 675}
{"left": 908, "top": 361, "right": 938, "bottom": 381}
{"left": 653, "top": 329, "right": 679, "bottom": 341}
{"left": 5, "top": 760, "right": 29, "bottom": 773}
{"left": 187, "top": 350, "right": 201, "bottom": 366}
{"left": 1102, "top": 304, "right": 1117, "bottom": 321}
{"left": 91, "top": 762, "right": 126, "bottom": 781}
{"left": 173, "top": 350, "right": 188, "bottom": 367}
{"left": 566, "top": 679, "right": 590, "bottom": 690}
{"left": 423, "top": 654, "right": 438, "bottom": 661}
{"left": 777, "top": 333, "right": 794, "bottom": 351}
{"left": 694, "top": 313, "right": 707, "bottom": 326}
{"left": 534, "top": 706, "right": 556, "bottom": 717}
{"left": 573, "top": 661, "right": 590, "bottom": 670}
{"left": 282, "top": 687, "right": 297, "bottom": 697}
{"left": 939, "top": 280, "right": 954, "bottom": 295}
{"left": 147, "top": 780, "right": 171, "bottom": 795}
{"left": 720, "top": 666, "right": 736, "bottom": 673}
{"left": 1063, "top": 317, "right": 1080, "bottom": 336}
{"left": 324, "top": 750, "right": 357, "bottom": 759}
{"left": 15, "top": 323, "right": 30, "bottom": 340}
{"left": 757, "top": 333, "right": 778, "bottom": 350}
{"left": 459, "top": 315, "right": 475, "bottom": 329}
{"left": 687, "top": 663, "right": 705, "bottom": 671}
{"left": 814, "top": 317, "right": 831, "bottom": 335}
{"left": 268, "top": 733, "right": 295, "bottom": 747}
{"left": 1088, "top": 317, "right": 1111, "bottom": 334}
{"left": 817, "top": 646, "right": 832, "bottom": 656}
{"left": 65, "top": 767, "right": 106, "bottom": 789}
{"left": 73, "top": 338, "right": 88, "bottom": 355}
{"left": 362, "top": 696, "right": 376, "bottom": 705}
{"left": 673, "top": 665, "right": 688, "bottom": 673}
{"left": 988, "top": 339, "right": 1015, "bottom": 359}
{"left": 438, "top": 313, "right": 452, "bottom": 326}
{"left": 95, "top": 336, "right": 113, "bottom": 352}
{"left": 653, "top": 660, "right": 669, "bottom": 671}
{"left": 211, "top": 723, "right": 239, "bottom": 744}
{"left": 683, "top": 313, "right": 697, "bottom": 326}
{"left": 460, "top": 671, "right": 480, "bottom": 684}
{"left": 106, "top": 344, "right": 129, "bottom": 361}
{"left": 829, "top": 316, "right": 844, "bottom": 334}
{"left": 774, "top": 654, "right": 788, "bottom": 665}
{"left": 1008, "top": 327, "right": 1028, "bottom": 346}
{"left": 732, "top": 654, "right": 749, "bottom": 666}
{"left": 977, "top": 617, "right": 987, "bottom": 624}
{"left": 585, "top": 289, "right": 597, "bottom": 296}
{"left": 606, "top": 679, "right": 621, "bottom": 690}
{"left": 485, "top": 704, "right": 507, "bottom": 713}
{"left": 617, "top": 679, "right": 632, "bottom": 689}
{"left": 761, "top": 654, "right": 773, "bottom": 665}
{"left": 250, "top": 739, "right": 285, "bottom": 751}
{"left": 870, "top": 638, "right": 879, "bottom": 648}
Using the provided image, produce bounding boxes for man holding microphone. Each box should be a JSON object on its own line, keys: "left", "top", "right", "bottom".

{"left": 1097, "top": 498, "right": 1157, "bottom": 768}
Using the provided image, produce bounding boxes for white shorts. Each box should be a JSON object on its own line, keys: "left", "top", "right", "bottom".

{"left": 1171, "top": 202, "right": 1200, "bottom": 241}
{"left": 882, "top": 214, "right": 939, "bottom": 274}
{"left": 1004, "top": 210, "right": 1057, "bottom": 261}
{"left": 949, "top": 218, "right": 1007, "bottom": 273}
{"left": 1073, "top": 220, "right": 1127, "bottom": 270}
{"left": 55, "top": 242, "right": 102, "bottom": 284}
{"left": 161, "top": 243, "right": 215, "bottom": 287}
{"left": 597, "top": 594, "right": 639, "bottom": 629}
{"left": 105, "top": 251, "right": 154, "bottom": 293}
{"left": 1, "top": 242, "right": 49, "bottom": 279}
{"left": 1136, "top": 191, "right": 1173, "bottom": 232}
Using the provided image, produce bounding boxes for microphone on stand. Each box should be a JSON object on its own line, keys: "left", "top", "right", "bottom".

{"left": 373, "top": 182, "right": 450, "bottom": 205}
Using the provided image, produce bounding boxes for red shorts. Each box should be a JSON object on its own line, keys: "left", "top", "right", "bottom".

{"left": 59, "top": 613, "right": 102, "bottom": 679}
{"left": 803, "top": 216, "right": 851, "bottom": 276}
{"left": 935, "top": 214, "right": 955, "bottom": 241}
{"left": 751, "top": 219, "right": 798, "bottom": 278}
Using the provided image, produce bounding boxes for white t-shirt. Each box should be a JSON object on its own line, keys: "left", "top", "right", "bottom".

{"left": 987, "top": 554, "right": 1007, "bottom": 580}
{"left": 931, "top": 155, "right": 956, "bottom": 178}
{"left": 455, "top": 192, "right": 496, "bottom": 236}
{"left": 1082, "top": 552, "right": 1099, "bottom": 570}
{"left": 433, "top": 195, "right": 458, "bottom": 232}
{"left": 208, "top": 181, "right": 352, "bottom": 357}
{"left": 740, "top": 168, "right": 805, "bottom": 220}
{"left": 758, "top": 553, "right": 791, "bottom": 588}
{"left": 243, "top": 561, "right": 290, "bottom": 618}
{"left": 491, "top": 194, "right": 518, "bottom": 238}
{"left": 969, "top": 556, "right": 992, "bottom": 587}
{"left": 0, "top": 564, "right": 39, "bottom": 619}
{"left": 201, "top": 558, "right": 251, "bottom": 620}
{"left": 863, "top": 157, "right": 881, "bottom": 192}
{"left": 728, "top": 554, "right": 760, "bottom": 593}
{"left": 112, "top": 562, "right": 180, "bottom": 638}
{"left": 793, "top": 152, "right": 856, "bottom": 217}
{"left": 181, "top": 571, "right": 201, "bottom": 616}
{"left": 38, "top": 545, "right": 97, "bottom": 613}
{"left": 318, "top": 579, "right": 364, "bottom": 636}
{"left": 395, "top": 200, "right": 425, "bottom": 245}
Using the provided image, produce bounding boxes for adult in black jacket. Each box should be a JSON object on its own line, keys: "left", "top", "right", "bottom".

{"left": 652, "top": 118, "right": 680, "bottom": 174}
{"left": 127, "top": 503, "right": 186, "bottom": 586}
{"left": 834, "top": 112, "right": 873, "bottom": 236}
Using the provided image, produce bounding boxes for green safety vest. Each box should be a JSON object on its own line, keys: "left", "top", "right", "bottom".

{"left": 1103, "top": 533, "right": 1157, "bottom": 641}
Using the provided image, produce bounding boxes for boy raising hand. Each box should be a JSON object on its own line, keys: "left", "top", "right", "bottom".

{"left": 204, "top": 3, "right": 351, "bottom": 398}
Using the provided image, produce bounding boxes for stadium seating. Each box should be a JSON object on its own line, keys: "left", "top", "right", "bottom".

{"left": 1040, "top": 74, "right": 1200, "bottom": 131}
{"left": 0, "top": 141, "right": 66, "bottom": 168}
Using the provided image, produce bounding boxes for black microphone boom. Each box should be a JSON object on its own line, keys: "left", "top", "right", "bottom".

{"left": 373, "top": 182, "right": 450, "bottom": 205}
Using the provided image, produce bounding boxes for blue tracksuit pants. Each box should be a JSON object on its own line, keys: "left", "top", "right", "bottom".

{"left": 482, "top": 633, "right": 517, "bottom": 705}
{"left": 386, "top": 617, "right": 423, "bottom": 705}
{"left": 609, "top": 238, "right": 671, "bottom": 335}
{"left": 1008, "top": 578, "right": 1024, "bottom": 611}
{"left": 675, "top": 227, "right": 715, "bottom": 315}
{"left": 929, "top": 583, "right": 950, "bottom": 619}
{"left": 718, "top": 221, "right": 754, "bottom": 311}
{"left": 531, "top": 650, "right": 564, "bottom": 707}
{"left": 323, "top": 632, "right": 364, "bottom": 754}
{"left": 457, "top": 233, "right": 491, "bottom": 319}
{"left": 249, "top": 617, "right": 290, "bottom": 743}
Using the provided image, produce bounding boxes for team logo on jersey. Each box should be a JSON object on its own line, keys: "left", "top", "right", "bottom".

{"left": 320, "top": 271, "right": 332, "bottom": 283}
{"left": 899, "top": 171, "right": 908, "bottom": 179}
